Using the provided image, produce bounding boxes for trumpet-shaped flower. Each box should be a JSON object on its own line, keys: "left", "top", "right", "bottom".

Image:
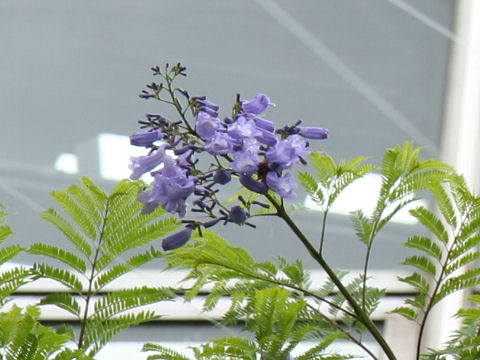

{"left": 129, "top": 145, "right": 168, "bottom": 180}
{"left": 139, "top": 157, "right": 195, "bottom": 217}
{"left": 130, "top": 129, "right": 163, "bottom": 147}
{"left": 204, "top": 132, "right": 236, "bottom": 155}
{"left": 196, "top": 111, "right": 221, "bottom": 140}
{"left": 241, "top": 93, "right": 274, "bottom": 115}
{"left": 228, "top": 116, "right": 262, "bottom": 140}
{"left": 266, "top": 135, "right": 309, "bottom": 170}
{"left": 266, "top": 171, "right": 297, "bottom": 200}
{"left": 231, "top": 140, "right": 261, "bottom": 175}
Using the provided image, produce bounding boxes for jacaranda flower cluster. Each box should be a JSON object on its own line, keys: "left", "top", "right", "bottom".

{"left": 129, "top": 64, "right": 328, "bottom": 250}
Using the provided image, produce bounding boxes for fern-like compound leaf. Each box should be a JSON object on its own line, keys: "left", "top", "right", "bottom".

{"left": 94, "top": 248, "right": 163, "bottom": 289}
{"left": 404, "top": 236, "right": 443, "bottom": 262}
{"left": 51, "top": 189, "right": 98, "bottom": 240}
{"left": 40, "top": 293, "right": 82, "bottom": 318}
{"left": 29, "top": 243, "right": 87, "bottom": 273}
{"left": 92, "top": 286, "right": 174, "bottom": 322}
{"left": 40, "top": 208, "right": 92, "bottom": 257}
{"left": 410, "top": 207, "right": 449, "bottom": 244}
{"left": 83, "top": 311, "right": 158, "bottom": 356}
{"left": 401, "top": 255, "right": 437, "bottom": 277}
{"left": 142, "top": 343, "right": 192, "bottom": 360}
{"left": 390, "top": 306, "right": 419, "bottom": 322}
{"left": 32, "top": 263, "right": 83, "bottom": 292}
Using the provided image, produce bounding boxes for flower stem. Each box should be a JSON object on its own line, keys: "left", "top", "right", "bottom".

{"left": 266, "top": 193, "right": 397, "bottom": 360}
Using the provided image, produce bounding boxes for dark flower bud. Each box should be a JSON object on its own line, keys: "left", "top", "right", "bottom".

{"left": 213, "top": 170, "right": 231, "bottom": 185}
{"left": 162, "top": 226, "right": 193, "bottom": 251}
{"left": 139, "top": 90, "right": 154, "bottom": 99}
{"left": 203, "top": 218, "right": 223, "bottom": 228}
{"left": 229, "top": 206, "right": 247, "bottom": 224}
{"left": 239, "top": 174, "right": 268, "bottom": 194}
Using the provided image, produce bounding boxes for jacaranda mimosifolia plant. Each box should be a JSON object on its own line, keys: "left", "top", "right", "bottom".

{"left": 3, "top": 63, "right": 480, "bottom": 360}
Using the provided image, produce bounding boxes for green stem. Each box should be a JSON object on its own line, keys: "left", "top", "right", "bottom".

{"left": 305, "top": 303, "right": 379, "bottom": 360}
{"left": 414, "top": 212, "right": 468, "bottom": 360}
{"left": 78, "top": 200, "right": 110, "bottom": 349}
{"left": 319, "top": 208, "right": 329, "bottom": 255}
{"left": 165, "top": 74, "right": 194, "bottom": 133}
{"left": 266, "top": 193, "right": 396, "bottom": 360}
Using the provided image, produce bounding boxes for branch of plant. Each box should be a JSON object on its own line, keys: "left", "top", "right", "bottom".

{"left": 265, "top": 193, "right": 397, "bottom": 360}
{"left": 78, "top": 200, "right": 110, "bottom": 349}
{"left": 305, "top": 302, "right": 379, "bottom": 360}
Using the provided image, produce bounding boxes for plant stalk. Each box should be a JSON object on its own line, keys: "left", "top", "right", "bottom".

{"left": 267, "top": 194, "right": 397, "bottom": 360}
{"left": 78, "top": 200, "right": 110, "bottom": 349}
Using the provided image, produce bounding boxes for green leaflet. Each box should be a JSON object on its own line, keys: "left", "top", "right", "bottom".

{"left": 299, "top": 152, "right": 375, "bottom": 213}
{"left": 0, "top": 305, "right": 92, "bottom": 360}
{"left": 0, "top": 205, "right": 29, "bottom": 306}
{"left": 28, "top": 177, "right": 179, "bottom": 356}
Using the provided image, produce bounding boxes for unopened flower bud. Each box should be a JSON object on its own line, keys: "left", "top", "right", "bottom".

{"left": 213, "top": 170, "right": 231, "bottom": 185}
{"left": 239, "top": 174, "right": 268, "bottom": 194}
{"left": 298, "top": 126, "right": 328, "bottom": 139}
{"left": 162, "top": 226, "right": 193, "bottom": 251}
{"left": 229, "top": 206, "right": 247, "bottom": 224}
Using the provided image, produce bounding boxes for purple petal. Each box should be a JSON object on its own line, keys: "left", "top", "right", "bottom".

{"left": 254, "top": 117, "right": 275, "bottom": 132}
{"left": 266, "top": 171, "right": 297, "bottom": 200}
{"left": 255, "top": 127, "right": 278, "bottom": 146}
{"left": 204, "top": 132, "right": 235, "bottom": 155}
{"left": 227, "top": 116, "right": 262, "bottom": 140}
{"left": 266, "top": 135, "right": 310, "bottom": 170}
{"left": 196, "top": 111, "right": 221, "bottom": 140}
{"left": 129, "top": 146, "right": 167, "bottom": 180}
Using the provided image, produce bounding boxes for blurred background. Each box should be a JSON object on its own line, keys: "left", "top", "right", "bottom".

{"left": 2, "top": 0, "right": 478, "bottom": 358}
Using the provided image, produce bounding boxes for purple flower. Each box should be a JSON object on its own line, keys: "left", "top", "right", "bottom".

{"left": 266, "top": 171, "right": 297, "bottom": 200}
{"left": 197, "top": 99, "right": 219, "bottom": 117}
{"left": 139, "top": 157, "right": 195, "bottom": 217}
{"left": 255, "top": 127, "right": 278, "bottom": 146}
{"left": 196, "top": 111, "right": 221, "bottom": 140}
{"left": 266, "top": 135, "right": 310, "bottom": 170}
{"left": 213, "top": 169, "right": 231, "bottom": 185}
{"left": 227, "top": 116, "right": 262, "bottom": 140}
{"left": 130, "top": 129, "right": 163, "bottom": 147}
{"left": 231, "top": 140, "right": 261, "bottom": 175}
{"left": 254, "top": 117, "right": 275, "bottom": 132}
{"left": 229, "top": 206, "right": 247, "bottom": 224}
{"left": 298, "top": 126, "right": 328, "bottom": 139}
{"left": 204, "top": 132, "right": 235, "bottom": 155}
{"left": 241, "top": 93, "right": 274, "bottom": 115}
{"left": 239, "top": 174, "right": 268, "bottom": 194}
{"left": 129, "top": 146, "right": 167, "bottom": 180}
{"left": 162, "top": 226, "right": 193, "bottom": 251}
